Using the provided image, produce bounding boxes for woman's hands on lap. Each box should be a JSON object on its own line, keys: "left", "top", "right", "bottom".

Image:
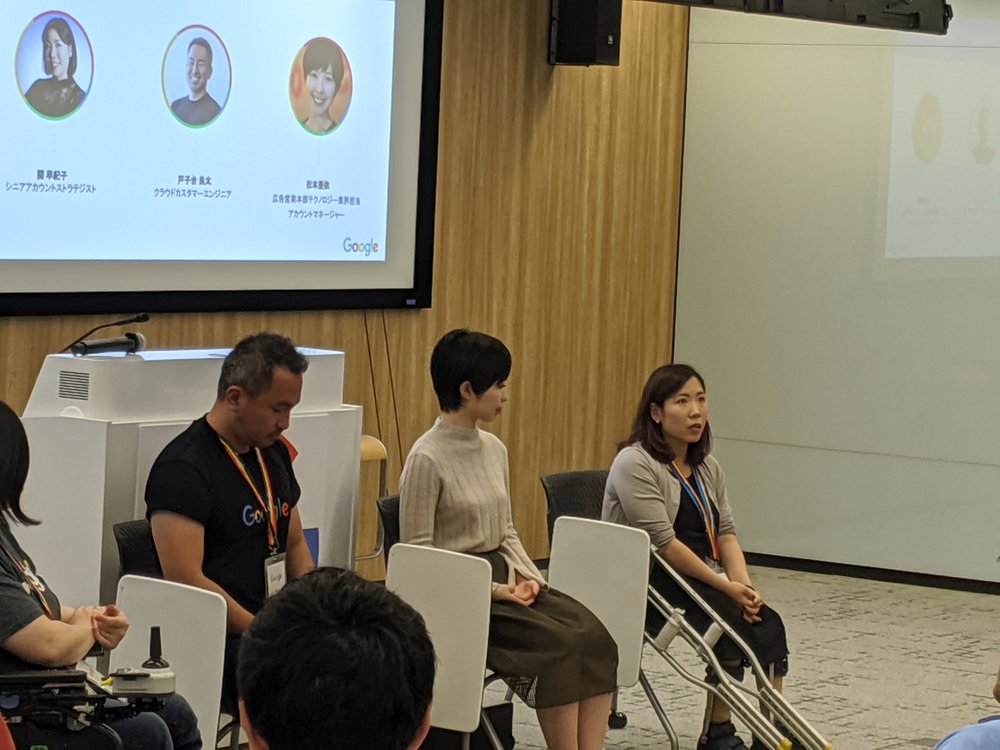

{"left": 492, "top": 573, "right": 541, "bottom": 607}
{"left": 724, "top": 581, "right": 763, "bottom": 623}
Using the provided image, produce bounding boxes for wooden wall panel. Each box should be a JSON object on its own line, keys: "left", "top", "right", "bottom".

{"left": 0, "top": 1, "right": 689, "bottom": 569}
{"left": 382, "top": 0, "right": 690, "bottom": 554}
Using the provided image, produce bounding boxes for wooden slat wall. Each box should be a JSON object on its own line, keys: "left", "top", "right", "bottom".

{"left": 0, "top": 1, "right": 689, "bottom": 574}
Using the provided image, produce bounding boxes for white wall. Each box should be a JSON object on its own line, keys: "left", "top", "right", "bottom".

{"left": 675, "top": 1, "right": 1000, "bottom": 580}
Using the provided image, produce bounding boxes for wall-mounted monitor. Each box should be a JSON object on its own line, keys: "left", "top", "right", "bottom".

{"left": 0, "top": 0, "right": 443, "bottom": 315}
{"left": 654, "top": 0, "right": 952, "bottom": 35}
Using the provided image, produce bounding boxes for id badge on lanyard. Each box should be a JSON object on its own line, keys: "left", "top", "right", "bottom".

{"left": 265, "top": 553, "right": 287, "bottom": 597}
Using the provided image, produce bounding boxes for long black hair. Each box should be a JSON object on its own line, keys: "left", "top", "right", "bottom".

{"left": 619, "top": 364, "right": 712, "bottom": 467}
{"left": 0, "top": 401, "right": 37, "bottom": 525}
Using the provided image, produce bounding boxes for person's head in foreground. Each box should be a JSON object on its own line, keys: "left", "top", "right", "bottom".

{"left": 237, "top": 567, "right": 436, "bottom": 750}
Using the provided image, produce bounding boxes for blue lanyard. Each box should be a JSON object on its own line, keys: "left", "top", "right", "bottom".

{"left": 669, "top": 463, "right": 720, "bottom": 561}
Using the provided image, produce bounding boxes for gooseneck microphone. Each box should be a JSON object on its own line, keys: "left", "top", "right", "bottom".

{"left": 61, "top": 313, "right": 151, "bottom": 353}
{"left": 70, "top": 332, "right": 147, "bottom": 356}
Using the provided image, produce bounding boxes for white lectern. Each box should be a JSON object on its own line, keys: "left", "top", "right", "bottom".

{"left": 19, "top": 348, "right": 362, "bottom": 606}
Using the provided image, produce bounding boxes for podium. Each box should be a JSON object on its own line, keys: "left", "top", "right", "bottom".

{"left": 18, "top": 347, "right": 362, "bottom": 606}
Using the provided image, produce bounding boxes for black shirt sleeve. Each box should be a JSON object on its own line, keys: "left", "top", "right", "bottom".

{"left": 145, "top": 459, "right": 213, "bottom": 526}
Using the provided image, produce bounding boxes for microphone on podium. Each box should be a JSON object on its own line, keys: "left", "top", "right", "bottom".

{"left": 60, "top": 313, "right": 151, "bottom": 353}
{"left": 70, "top": 332, "right": 148, "bottom": 356}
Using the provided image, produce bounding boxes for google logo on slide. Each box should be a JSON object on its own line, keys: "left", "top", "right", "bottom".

{"left": 343, "top": 238, "right": 381, "bottom": 256}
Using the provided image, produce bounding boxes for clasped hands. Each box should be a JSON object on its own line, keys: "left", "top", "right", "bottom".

{"left": 491, "top": 572, "right": 541, "bottom": 607}
{"left": 73, "top": 604, "right": 130, "bottom": 649}
{"left": 725, "top": 580, "right": 763, "bottom": 624}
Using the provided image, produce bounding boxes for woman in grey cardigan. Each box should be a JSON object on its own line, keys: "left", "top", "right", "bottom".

{"left": 603, "top": 364, "right": 792, "bottom": 750}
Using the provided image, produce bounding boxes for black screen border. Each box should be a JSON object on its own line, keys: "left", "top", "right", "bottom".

{"left": 0, "top": 0, "right": 443, "bottom": 317}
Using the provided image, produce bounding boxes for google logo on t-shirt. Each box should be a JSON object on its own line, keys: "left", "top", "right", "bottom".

{"left": 242, "top": 505, "right": 264, "bottom": 527}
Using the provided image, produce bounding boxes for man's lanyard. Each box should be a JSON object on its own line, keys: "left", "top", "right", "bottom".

{"left": 218, "top": 437, "right": 279, "bottom": 554}
{"left": 0, "top": 534, "right": 55, "bottom": 619}
{"left": 669, "top": 462, "right": 720, "bottom": 562}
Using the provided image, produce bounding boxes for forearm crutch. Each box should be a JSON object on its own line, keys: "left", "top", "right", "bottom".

{"left": 647, "top": 551, "right": 833, "bottom": 750}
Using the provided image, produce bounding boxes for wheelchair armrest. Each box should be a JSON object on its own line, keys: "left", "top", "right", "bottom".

{"left": 0, "top": 669, "right": 88, "bottom": 691}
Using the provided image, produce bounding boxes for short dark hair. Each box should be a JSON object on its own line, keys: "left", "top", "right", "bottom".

{"left": 620, "top": 364, "right": 712, "bottom": 467}
{"left": 302, "top": 38, "right": 344, "bottom": 89}
{"left": 238, "top": 568, "right": 435, "bottom": 750}
{"left": 430, "top": 329, "right": 511, "bottom": 412}
{"left": 216, "top": 332, "right": 308, "bottom": 399}
{"left": 0, "top": 401, "right": 38, "bottom": 526}
{"left": 187, "top": 37, "right": 213, "bottom": 67}
{"left": 42, "top": 17, "right": 77, "bottom": 78}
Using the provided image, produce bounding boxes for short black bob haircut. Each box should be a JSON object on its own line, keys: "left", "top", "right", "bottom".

{"left": 620, "top": 363, "right": 712, "bottom": 468}
{"left": 430, "top": 329, "right": 511, "bottom": 412}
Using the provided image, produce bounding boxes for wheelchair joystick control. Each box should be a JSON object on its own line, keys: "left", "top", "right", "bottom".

{"left": 653, "top": 609, "right": 685, "bottom": 650}
{"left": 110, "top": 626, "right": 175, "bottom": 696}
{"left": 142, "top": 626, "right": 169, "bottom": 669}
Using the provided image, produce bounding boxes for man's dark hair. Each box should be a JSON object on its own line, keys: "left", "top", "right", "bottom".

{"left": 430, "top": 329, "right": 511, "bottom": 412}
{"left": 620, "top": 363, "right": 713, "bottom": 467}
{"left": 188, "top": 37, "right": 213, "bottom": 67}
{"left": 238, "top": 568, "right": 435, "bottom": 750}
{"left": 216, "top": 332, "right": 308, "bottom": 399}
{"left": 0, "top": 401, "right": 37, "bottom": 526}
{"left": 41, "top": 17, "right": 77, "bottom": 78}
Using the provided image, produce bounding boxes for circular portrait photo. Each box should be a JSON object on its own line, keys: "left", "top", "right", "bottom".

{"left": 289, "top": 38, "right": 353, "bottom": 135}
{"left": 15, "top": 11, "right": 94, "bottom": 119}
{"left": 162, "top": 25, "right": 231, "bottom": 127}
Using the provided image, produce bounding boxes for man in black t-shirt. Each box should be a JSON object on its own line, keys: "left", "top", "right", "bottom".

{"left": 145, "top": 332, "right": 315, "bottom": 707}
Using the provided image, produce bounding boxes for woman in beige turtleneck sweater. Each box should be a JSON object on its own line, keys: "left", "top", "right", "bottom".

{"left": 400, "top": 329, "right": 618, "bottom": 750}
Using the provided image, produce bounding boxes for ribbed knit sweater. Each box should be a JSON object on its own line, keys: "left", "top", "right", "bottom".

{"left": 399, "top": 418, "right": 545, "bottom": 586}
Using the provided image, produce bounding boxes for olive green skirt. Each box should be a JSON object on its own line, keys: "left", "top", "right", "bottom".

{"left": 478, "top": 550, "right": 618, "bottom": 709}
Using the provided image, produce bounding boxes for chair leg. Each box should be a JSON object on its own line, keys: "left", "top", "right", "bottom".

{"left": 216, "top": 716, "right": 241, "bottom": 750}
{"left": 479, "top": 708, "right": 506, "bottom": 750}
{"left": 608, "top": 687, "right": 628, "bottom": 729}
{"left": 638, "top": 669, "right": 679, "bottom": 750}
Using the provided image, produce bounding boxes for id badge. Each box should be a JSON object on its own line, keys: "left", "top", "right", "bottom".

{"left": 264, "top": 553, "right": 287, "bottom": 597}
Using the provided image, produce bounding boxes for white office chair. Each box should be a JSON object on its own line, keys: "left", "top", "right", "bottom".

{"left": 547, "top": 516, "right": 680, "bottom": 750}
{"left": 110, "top": 575, "right": 228, "bottom": 746}
{"left": 386, "top": 543, "right": 506, "bottom": 750}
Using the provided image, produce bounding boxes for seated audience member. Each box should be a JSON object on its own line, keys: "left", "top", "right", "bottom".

{"left": 0, "top": 401, "right": 200, "bottom": 749}
{"left": 145, "top": 332, "right": 315, "bottom": 708}
{"left": 400, "top": 329, "right": 618, "bottom": 750}
{"left": 934, "top": 667, "right": 1000, "bottom": 749}
{"left": 603, "top": 364, "right": 795, "bottom": 750}
{"left": 237, "top": 567, "right": 434, "bottom": 750}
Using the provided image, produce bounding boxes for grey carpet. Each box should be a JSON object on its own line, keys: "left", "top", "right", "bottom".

{"left": 487, "top": 565, "right": 1000, "bottom": 749}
